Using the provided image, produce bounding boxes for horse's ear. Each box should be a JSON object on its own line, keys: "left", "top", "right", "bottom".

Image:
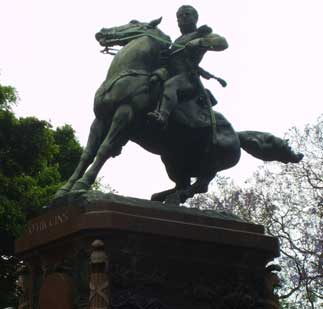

{"left": 148, "top": 17, "right": 162, "bottom": 28}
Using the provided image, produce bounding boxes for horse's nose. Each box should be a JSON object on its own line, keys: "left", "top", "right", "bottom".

{"left": 95, "top": 32, "right": 103, "bottom": 41}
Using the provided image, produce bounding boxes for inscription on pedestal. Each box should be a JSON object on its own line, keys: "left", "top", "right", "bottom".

{"left": 28, "top": 213, "right": 69, "bottom": 235}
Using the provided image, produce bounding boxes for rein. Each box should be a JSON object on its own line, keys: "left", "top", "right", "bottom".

{"left": 101, "top": 29, "right": 176, "bottom": 55}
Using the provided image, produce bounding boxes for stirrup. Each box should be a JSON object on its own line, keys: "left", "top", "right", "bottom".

{"left": 147, "top": 111, "right": 168, "bottom": 128}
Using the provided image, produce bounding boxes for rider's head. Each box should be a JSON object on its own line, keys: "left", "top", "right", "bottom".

{"left": 176, "top": 5, "right": 198, "bottom": 34}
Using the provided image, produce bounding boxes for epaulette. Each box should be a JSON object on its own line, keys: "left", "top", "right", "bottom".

{"left": 197, "top": 25, "right": 212, "bottom": 35}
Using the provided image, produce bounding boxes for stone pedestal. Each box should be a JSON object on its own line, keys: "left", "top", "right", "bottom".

{"left": 15, "top": 191, "right": 280, "bottom": 309}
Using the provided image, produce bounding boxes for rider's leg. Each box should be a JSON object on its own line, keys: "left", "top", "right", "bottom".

{"left": 54, "top": 118, "right": 107, "bottom": 197}
{"left": 148, "top": 73, "right": 191, "bottom": 127}
{"left": 71, "top": 104, "right": 133, "bottom": 190}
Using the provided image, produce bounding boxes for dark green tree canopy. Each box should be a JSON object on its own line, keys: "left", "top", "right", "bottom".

{"left": 0, "top": 110, "right": 82, "bottom": 228}
{"left": 0, "top": 84, "right": 18, "bottom": 110}
{"left": 0, "top": 81, "right": 82, "bottom": 307}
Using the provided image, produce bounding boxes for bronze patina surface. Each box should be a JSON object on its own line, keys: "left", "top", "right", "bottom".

{"left": 54, "top": 5, "right": 303, "bottom": 204}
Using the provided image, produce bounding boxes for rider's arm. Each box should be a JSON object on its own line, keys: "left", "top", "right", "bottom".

{"left": 186, "top": 33, "right": 228, "bottom": 52}
{"left": 201, "top": 33, "right": 228, "bottom": 51}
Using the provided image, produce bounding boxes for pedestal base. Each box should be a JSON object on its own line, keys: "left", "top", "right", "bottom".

{"left": 16, "top": 191, "right": 280, "bottom": 308}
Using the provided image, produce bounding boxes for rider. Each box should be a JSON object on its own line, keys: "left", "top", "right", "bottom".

{"left": 147, "top": 5, "right": 228, "bottom": 129}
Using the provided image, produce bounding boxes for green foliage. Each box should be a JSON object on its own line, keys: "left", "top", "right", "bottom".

{"left": 0, "top": 110, "right": 82, "bottom": 233}
{"left": 0, "top": 84, "right": 18, "bottom": 110}
{"left": 188, "top": 115, "right": 323, "bottom": 307}
{"left": 52, "top": 124, "right": 83, "bottom": 180}
{"left": 0, "top": 85, "right": 82, "bottom": 306}
{"left": 0, "top": 255, "right": 20, "bottom": 307}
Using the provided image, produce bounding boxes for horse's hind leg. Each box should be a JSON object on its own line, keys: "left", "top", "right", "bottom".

{"left": 151, "top": 158, "right": 191, "bottom": 203}
{"left": 71, "top": 104, "right": 133, "bottom": 191}
{"left": 151, "top": 178, "right": 190, "bottom": 202}
{"left": 165, "top": 172, "right": 216, "bottom": 204}
{"left": 54, "top": 118, "right": 107, "bottom": 198}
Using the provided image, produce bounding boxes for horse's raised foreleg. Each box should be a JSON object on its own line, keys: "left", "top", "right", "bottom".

{"left": 71, "top": 104, "right": 133, "bottom": 191}
{"left": 54, "top": 118, "right": 107, "bottom": 198}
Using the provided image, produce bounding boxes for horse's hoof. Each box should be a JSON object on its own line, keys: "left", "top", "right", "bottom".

{"left": 71, "top": 180, "right": 91, "bottom": 191}
{"left": 165, "top": 192, "right": 181, "bottom": 206}
{"left": 151, "top": 192, "right": 164, "bottom": 202}
{"left": 53, "top": 188, "right": 69, "bottom": 199}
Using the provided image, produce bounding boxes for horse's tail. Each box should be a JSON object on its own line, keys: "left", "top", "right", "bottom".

{"left": 238, "top": 130, "right": 303, "bottom": 163}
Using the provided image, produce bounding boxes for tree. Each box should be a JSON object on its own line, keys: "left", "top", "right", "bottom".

{"left": 188, "top": 115, "right": 323, "bottom": 307}
{"left": 0, "top": 83, "right": 18, "bottom": 110}
{"left": 0, "top": 82, "right": 83, "bottom": 307}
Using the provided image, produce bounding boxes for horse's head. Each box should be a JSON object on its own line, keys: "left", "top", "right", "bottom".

{"left": 95, "top": 17, "right": 171, "bottom": 50}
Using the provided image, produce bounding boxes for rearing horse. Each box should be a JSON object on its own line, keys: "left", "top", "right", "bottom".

{"left": 55, "top": 18, "right": 302, "bottom": 204}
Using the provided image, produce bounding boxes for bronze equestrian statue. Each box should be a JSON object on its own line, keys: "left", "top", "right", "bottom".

{"left": 54, "top": 6, "right": 303, "bottom": 204}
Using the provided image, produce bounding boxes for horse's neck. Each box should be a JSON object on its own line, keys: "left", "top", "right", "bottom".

{"left": 107, "top": 37, "right": 161, "bottom": 79}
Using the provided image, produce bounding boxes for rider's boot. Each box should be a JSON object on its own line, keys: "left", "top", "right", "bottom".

{"left": 147, "top": 94, "right": 173, "bottom": 129}
{"left": 147, "top": 110, "right": 169, "bottom": 128}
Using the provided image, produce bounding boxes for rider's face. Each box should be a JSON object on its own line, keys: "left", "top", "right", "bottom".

{"left": 177, "top": 8, "right": 197, "bottom": 34}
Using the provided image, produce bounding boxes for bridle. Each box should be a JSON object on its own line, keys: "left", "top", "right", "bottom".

{"left": 99, "top": 25, "right": 175, "bottom": 55}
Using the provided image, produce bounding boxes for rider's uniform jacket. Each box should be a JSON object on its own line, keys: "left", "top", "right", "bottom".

{"left": 152, "top": 25, "right": 228, "bottom": 81}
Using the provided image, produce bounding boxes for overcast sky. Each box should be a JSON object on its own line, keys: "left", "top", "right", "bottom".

{"left": 1, "top": 0, "right": 322, "bottom": 198}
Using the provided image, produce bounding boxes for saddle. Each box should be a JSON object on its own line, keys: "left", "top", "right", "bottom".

{"left": 171, "top": 88, "right": 217, "bottom": 128}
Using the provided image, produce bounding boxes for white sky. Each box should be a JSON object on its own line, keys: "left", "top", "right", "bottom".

{"left": 1, "top": 1, "right": 322, "bottom": 198}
